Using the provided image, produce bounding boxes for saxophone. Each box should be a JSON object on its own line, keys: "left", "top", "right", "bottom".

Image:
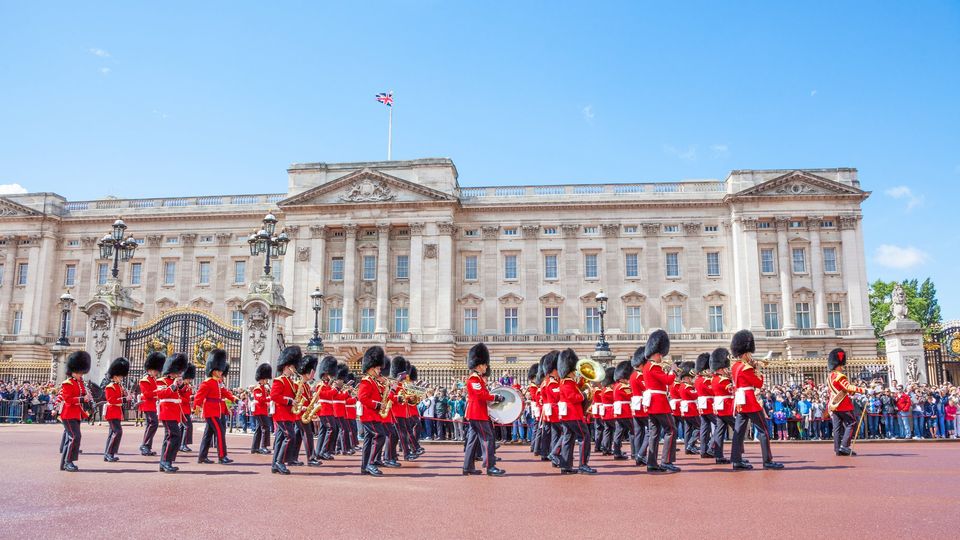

{"left": 291, "top": 377, "right": 307, "bottom": 415}
{"left": 302, "top": 381, "right": 323, "bottom": 424}
{"left": 378, "top": 377, "right": 394, "bottom": 419}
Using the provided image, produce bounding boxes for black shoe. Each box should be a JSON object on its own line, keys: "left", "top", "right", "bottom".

{"left": 320, "top": 453, "right": 334, "bottom": 460}
{"left": 365, "top": 465, "right": 385, "bottom": 476}
{"left": 540, "top": 457, "right": 551, "bottom": 462}
{"left": 486, "top": 466, "right": 506, "bottom": 476}
{"left": 461, "top": 469, "right": 482, "bottom": 475}
{"left": 159, "top": 462, "right": 178, "bottom": 473}
{"left": 288, "top": 460, "right": 304, "bottom": 467}
{"left": 702, "top": 452, "right": 716, "bottom": 459}
{"left": 258, "top": 448, "right": 271, "bottom": 455}
{"left": 578, "top": 465, "right": 598, "bottom": 475}
{"left": 715, "top": 457, "right": 731, "bottom": 464}
{"left": 180, "top": 446, "right": 192, "bottom": 452}
{"left": 732, "top": 461, "right": 753, "bottom": 470}
{"left": 139, "top": 445, "right": 149, "bottom": 455}
{"left": 198, "top": 458, "right": 214, "bottom": 464}
{"left": 218, "top": 457, "right": 234, "bottom": 465}
{"left": 612, "top": 454, "right": 628, "bottom": 461}
{"left": 103, "top": 455, "right": 118, "bottom": 462}
{"left": 415, "top": 447, "right": 425, "bottom": 456}
{"left": 308, "top": 459, "right": 323, "bottom": 467}
{"left": 381, "top": 460, "right": 401, "bottom": 468}
{"left": 404, "top": 453, "right": 419, "bottom": 461}
{"left": 560, "top": 468, "right": 579, "bottom": 474}
{"left": 763, "top": 461, "right": 784, "bottom": 470}
{"left": 63, "top": 461, "right": 78, "bottom": 472}
{"left": 272, "top": 463, "right": 290, "bottom": 475}
{"left": 662, "top": 463, "right": 681, "bottom": 472}
{"left": 646, "top": 465, "right": 666, "bottom": 472}
{"left": 373, "top": 460, "right": 385, "bottom": 467}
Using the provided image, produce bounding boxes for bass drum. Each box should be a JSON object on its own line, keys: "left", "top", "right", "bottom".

{"left": 488, "top": 386, "right": 524, "bottom": 425}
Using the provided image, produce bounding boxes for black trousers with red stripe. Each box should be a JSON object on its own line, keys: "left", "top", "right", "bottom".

{"left": 60, "top": 419, "right": 81, "bottom": 469}
{"left": 141, "top": 411, "right": 158, "bottom": 450}
{"left": 463, "top": 419, "right": 496, "bottom": 471}
{"left": 251, "top": 415, "right": 270, "bottom": 450}
{"left": 198, "top": 416, "right": 228, "bottom": 460}
{"left": 646, "top": 413, "right": 676, "bottom": 466}
{"left": 560, "top": 420, "right": 591, "bottom": 469}
{"left": 161, "top": 420, "right": 183, "bottom": 463}
{"left": 731, "top": 411, "right": 772, "bottom": 464}
{"left": 104, "top": 419, "right": 122, "bottom": 456}
{"left": 360, "top": 421, "right": 387, "bottom": 471}
{"left": 181, "top": 415, "right": 194, "bottom": 445}
{"left": 273, "top": 420, "right": 295, "bottom": 466}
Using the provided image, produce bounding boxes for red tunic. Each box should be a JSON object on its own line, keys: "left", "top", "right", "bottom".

{"left": 679, "top": 382, "right": 699, "bottom": 418}
{"left": 58, "top": 378, "right": 87, "bottom": 421}
{"left": 629, "top": 370, "right": 647, "bottom": 418}
{"left": 829, "top": 371, "right": 859, "bottom": 412}
{"left": 556, "top": 377, "right": 585, "bottom": 421}
{"left": 138, "top": 375, "right": 157, "bottom": 413}
{"left": 541, "top": 377, "right": 560, "bottom": 423}
{"left": 694, "top": 375, "right": 714, "bottom": 415}
{"left": 271, "top": 375, "right": 298, "bottom": 422}
{"left": 157, "top": 376, "right": 183, "bottom": 422}
{"left": 641, "top": 362, "right": 675, "bottom": 415}
{"left": 297, "top": 382, "right": 314, "bottom": 422}
{"left": 252, "top": 383, "right": 270, "bottom": 416}
{"left": 193, "top": 377, "right": 236, "bottom": 419}
{"left": 332, "top": 389, "right": 347, "bottom": 419}
{"left": 316, "top": 381, "right": 336, "bottom": 417}
{"left": 356, "top": 376, "right": 383, "bottom": 423}
{"left": 731, "top": 361, "right": 763, "bottom": 414}
{"left": 612, "top": 382, "right": 633, "bottom": 419}
{"left": 179, "top": 383, "right": 193, "bottom": 416}
{"left": 103, "top": 381, "right": 125, "bottom": 421}
{"left": 393, "top": 382, "right": 410, "bottom": 419}
{"left": 711, "top": 375, "right": 735, "bottom": 417}
{"left": 601, "top": 387, "right": 615, "bottom": 421}
{"left": 670, "top": 382, "right": 682, "bottom": 416}
{"left": 346, "top": 394, "right": 358, "bottom": 420}
{"left": 527, "top": 383, "right": 540, "bottom": 420}
{"left": 465, "top": 372, "right": 495, "bottom": 421}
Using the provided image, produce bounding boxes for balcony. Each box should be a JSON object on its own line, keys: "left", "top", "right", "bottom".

{"left": 62, "top": 193, "right": 286, "bottom": 215}
{"left": 455, "top": 332, "right": 735, "bottom": 344}
{"left": 458, "top": 181, "right": 726, "bottom": 204}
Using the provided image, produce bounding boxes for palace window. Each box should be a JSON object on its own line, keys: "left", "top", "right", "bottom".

{"left": 795, "top": 302, "right": 812, "bottom": 329}
{"left": 763, "top": 303, "right": 780, "bottom": 330}
{"left": 463, "top": 308, "right": 478, "bottom": 335}
{"left": 362, "top": 256, "right": 377, "bottom": 281}
{"left": 503, "top": 228, "right": 518, "bottom": 236}
{"left": 394, "top": 308, "right": 409, "bottom": 333}
{"left": 360, "top": 308, "right": 376, "bottom": 333}
{"left": 792, "top": 248, "right": 807, "bottom": 273}
{"left": 231, "top": 310, "right": 244, "bottom": 327}
{"left": 704, "top": 225, "right": 719, "bottom": 233}
{"left": 708, "top": 305, "right": 724, "bottom": 332}
{"left": 625, "top": 306, "right": 642, "bottom": 333}
{"left": 464, "top": 229, "right": 479, "bottom": 237}
{"left": 625, "top": 253, "right": 639, "bottom": 278}
{"left": 465, "top": 256, "right": 478, "bottom": 281}
{"left": 12, "top": 310, "right": 23, "bottom": 334}
{"left": 664, "top": 225, "right": 680, "bottom": 233}
{"left": 706, "top": 252, "right": 721, "bottom": 277}
{"left": 584, "top": 254, "right": 598, "bottom": 279}
{"left": 504, "top": 307, "right": 519, "bottom": 334}
{"left": 823, "top": 247, "right": 838, "bottom": 273}
{"left": 331, "top": 257, "right": 344, "bottom": 281}
{"left": 585, "top": 307, "right": 601, "bottom": 334}
{"left": 544, "top": 254, "right": 558, "bottom": 280}
{"left": 758, "top": 221, "right": 772, "bottom": 230}
{"left": 328, "top": 308, "right": 342, "bottom": 333}
{"left": 97, "top": 263, "right": 109, "bottom": 285}
{"left": 665, "top": 252, "right": 680, "bottom": 278}
{"left": 760, "top": 249, "right": 776, "bottom": 274}
{"left": 543, "top": 227, "right": 558, "bottom": 235}
{"left": 545, "top": 307, "right": 559, "bottom": 335}
{"left": 583, "top": 226, "right": 599, "bottom": 235}
{"left": 130, "top": 263, "right": 142, "bottom": 285}
{"left": 504, "top": 255, "right": 518, "bottom": 280}
{"left": 198, "top": 261, "right": 211, "bottom": 285}
{"left": 163, "top": 261, "right": 176, "bottom": 285}
{"left": 667, "top": 306, "right": 683, "bottom": 334}
{"left": 234, "top": 260, "right": 246, "bottom": 284}
{"left": 396, "top": 255, "right": 409, "bottom": 279}
{"left": 827, "top": 302, "right": 843, "bottom": 329}
{"left": 16, "top": 262, "right": 28, "bottom": 286}
{"left": 64, "top": 265, "right": 76, "bottom": 287}
{"left": 624, "top": 225, "right": 638, "bottom": 234}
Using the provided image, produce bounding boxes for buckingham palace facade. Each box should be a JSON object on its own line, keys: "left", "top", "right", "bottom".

{"left": 0, "top": 158, "right": 878, "bottom": 377}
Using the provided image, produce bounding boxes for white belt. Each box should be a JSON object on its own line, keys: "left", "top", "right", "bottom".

{"left": 333, "top": 401, "right": 346, "bottom": 405}
{"left": 713, "top": 395, "right": 732, "bottom": 410}
{"left": 680, "top": 399, "right": 697, "bottom": 414}
{"left": 697, "top": 396, "right": 709, "bottom": 410}
{"left": 158, "top": 399, "right": 181, "bottom": 404}
{"left": 642, "top": 389, "right": 666, "bottom": 408}
{"left": 613, "top": 400, "right": 630, "bottom": 416}
{"left": 630, "top": 395, "right": 643, "bottom": 411}
{"left": 734, "top": 387, "right": 756, "bottom": 406}
{"left": 319, "top": 400, "right": 334, "bottom": 404}
{"left": 668, "top": 399, "right": 679, "bottom": 410}
{"left": 542, "top": 403, "right": 553, "bottom": 416}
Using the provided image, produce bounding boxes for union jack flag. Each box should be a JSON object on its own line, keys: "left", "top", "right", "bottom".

{"left": 375, "top": 92, "right": 393, "bottom": 107}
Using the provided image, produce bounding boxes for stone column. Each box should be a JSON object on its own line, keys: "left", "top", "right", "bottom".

{"left": 601, "top": 224, "right": 622, "bottom": 331}
{"left": 561, "top": 224, "right": 580, "bottom": 332}
{"left": 775, "top": 217, "right": 795, "bottom": 330}
{"left": 852, "top": 216, "right": 871, "bottom": 329}
{"left": 436, "top": 222, "right": 456, "bottom": 337}
{"left": 143, "top": 235, "right": 163, "bottom": 319}
{"left": 840, "top": 216, "right": 867, "bottom": 328}
{"left": 481, "top": 226, "right": 499, "bottom": 331}
{"left": 342, "top": 224, "right": 358, "bottom": 333}
{"left": 641, "top": 223, "right": 661, "bottom": 329}
{"left": 521, "top": 225, "right": 540, "bottom": 333}
{"left": 374, "top": 223, "right": 391, "bottom": 333}
{"left": 808, "top": 218, "right": 829, "bottom": 328}
{"left": 280, "top": 226, "right": 298, "bottom": 336}
{"left": 308, "top": 225, "right": 326, "bottom": 330}
{"left": 239, "top": 275, "right": 294, "bottom": 386}
{"left": 80, "top": 281, "right": 144, "bottom": 381}
{"left": 882, "top": 317, "right": 927, "bottom": 385}
{"left": 408, "top": 223, "right": 424, "bottom": 335}
{"left": 26, "top": 233, "right": 57, "bottom": 336}
{"left": 0, "top": 235, "right": 20, "bottom": 333}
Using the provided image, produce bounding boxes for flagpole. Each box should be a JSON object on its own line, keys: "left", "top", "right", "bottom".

{"left": 387, "top": 104, "right": 392, "bottom": 161}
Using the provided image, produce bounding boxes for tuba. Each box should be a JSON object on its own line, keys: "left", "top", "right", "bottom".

{"left": 400, "top": 383, "right": 428, "bottom": 405}
{"left": 575, "top": 358, "right": 605, "bottom": 414}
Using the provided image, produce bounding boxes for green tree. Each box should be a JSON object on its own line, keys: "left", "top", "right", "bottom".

{"left": 869, "top": 278, "right": 943, "bottom": 340}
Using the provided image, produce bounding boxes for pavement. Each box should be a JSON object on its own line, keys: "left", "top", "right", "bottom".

{"left": 0, "top": 423, "right": 955, "bottom": 539}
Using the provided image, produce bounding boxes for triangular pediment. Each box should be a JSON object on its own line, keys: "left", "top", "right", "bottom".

{"left": 278, "top": 168, "right": 458, "bottom": 207}
{"left": 731, "top": 171, "right": 866, "bottom": 199}
{"left": 0, "top": 197, "right": 42, "bottom": 217}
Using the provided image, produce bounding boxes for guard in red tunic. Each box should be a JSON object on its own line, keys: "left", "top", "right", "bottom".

{"left": 641, "top": 330, "right": 680, "bottom": 473}
{"left": 693, "top": 352, "right": 715, "bottom": 459}
{"left": 139, "top": 351, "right": 165, "bottom": 456}
{"left": 539, "top": 350, "right": 561, "bottom": 466}
{"left": 828, "top": 348, "right": 866, "bottom": 456}
{"left": 407, "top": 365, "right": 425, "bottom": 456}
{"left": 386, "top": 356, "right": 414, "bottom": 462}
{"left": 58, "top": 351, "right": 92, "bottom": 472}
{"left": 669, "top": 374, "right": 683, "bottom": 462}
{"left": 600, "top": 369, "right": 616, "bottom": 455}
{"left": 357, "top": 346, "right": 389, "bottom": 476}
{"left": 103, "top": 357, "right": 130, "bottom": 462}
{"left": 313, "top": 355, "right": 340, "bottom": 462}
{"left": 250, "top": 363, "right": 272, "bottom": 454}
{"left": 611, "top": 360, "right": 634, "bottom": 460}
{"left": 331, "top": 363, "right": 351, "bottom": 455}
{"left": 729, "top": 330, "right": 783, "bottom": 470}
{"left": 375, "top": 354, "right": 401, "bottom": 469}
{"left": 344, "top": 373, "right": 360, "bottom": 451}
{"left": 590, "top": 383, "right": 603, "bottom": 453}
{"left": 270, "top": 346, "right": 302, "bottom": 475}
{"left": 555, "top": 348, "right": 595, "bottom": 474}
{"left": 157, "top": 353, "right": 188, "bottom": 473}
{"left": 629, "top": 347, "right": 649, "bottom": 466}
{"left": 526, "top": 363, "right": 540, "bottom": 454}
{"left": 290, "top": 354, "right": 320, "bottom": 467}
{"left": 462, "top": 343, "right": 506, "bottom": 476}
{"left": 678, "top": 362, "right": 700, "bottom": 455}
{"left": 709, "top": 348, "right": 735, "bottom": 464}
{"left": 179, "top": 363, "right": 196, "bottom": 453}
{"left": 193, "top": 348, "right": 237, "bottom": 465}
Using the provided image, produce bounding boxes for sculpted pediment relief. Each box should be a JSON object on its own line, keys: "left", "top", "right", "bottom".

{"left": 278, "top": 168, "right": 458, "bottom": 207}
{"left": 0, "top": 197, "right": 42, "bottom": 217}
{"left": 731, "top": 171, "right": 865, "bottom": 199}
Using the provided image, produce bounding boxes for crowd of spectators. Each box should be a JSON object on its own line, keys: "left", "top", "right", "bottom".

{"left": 0, "top": 380, "right": 59, "bottom": 424}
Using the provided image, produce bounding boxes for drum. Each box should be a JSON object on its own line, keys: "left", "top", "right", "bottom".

{"left": 488, "top": 386, "right": 524, "bottom": 424}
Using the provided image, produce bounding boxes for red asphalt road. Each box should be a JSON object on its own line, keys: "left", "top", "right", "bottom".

{"left": 0, "top": 423, "right": 955, "bottom": 539}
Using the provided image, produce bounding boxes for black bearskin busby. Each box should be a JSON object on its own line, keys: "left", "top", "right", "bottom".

{"left": 106, "top": 357, "right": 129, "bottom": 378}
{"left": 730, "top": 329, "right": 756, "bottom": 358}
{"left": 644, "top": 329, "right": 670, "bottom": 360}
{"left": 361, "top": 346, "right": 385, "bottom": 374}
{"left": 527, "top": 362, "right": 539, "bottom": 383}
{"left": 409, "top": 365, "right": 419, "bottom": 382}
{"left": 298, "top": 354, "right": 319, "bottom": 376}
{"left": 162, "top": 352, "right": 189, "bottom": 376}
{"left": 467, "top": 342, "right": 490, "bottom": 370}
{"left": 695, "top": 352, "right": 711, "bottom": 374}
{"left": 390, "top": 355, "right": 410, "bottom": 378}
{"left": 144, "top": 351, "right": 166, "bottom": 373}
{"left": 66, "top": 351, "right": 91, "bottom": 375}
{"left": 317, "top": 355, "right": 337, "bottom": 377}
{"left": 335, "top": 362, "right": 349, "bottom": 381}
{"left": 678, "top": 361, "right": 696, "bottom": 380}
{"left": 255, "top": 363, "right": 272, "bottom": 382}
{"left": 557, "top": 348, "right": 579, "bottom": 379}
{"left": 828, "top": 348, "right": 847, "bottom": 371}
{"left": 205, "top": 348, "right": 229, "bottom": 377}
{"left": 540, "top": 350, "right": 560, "bottom": 376}
{"left": 603, "top": 366, "right": 615, "bottom": 387}
{"left": 614, "top": 360, "right": 633, "bottom": 382}
{"left": 709, "top": 347, "right": 730, "bottom": 373}
{"left": 276, "top": 346, "right": 302, "bottom": 376}
{"left": 631, "top": 345, "right": 646, "bottom": 368}
{"left": 183, "top": 363, "right": 197, "bottom": 381}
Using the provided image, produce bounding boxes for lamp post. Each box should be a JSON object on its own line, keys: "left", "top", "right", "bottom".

{"left": 595, "top": 289, "right": 610, "bottom": 353}
{"left": 56, "top": 290, "right": 75, "bottom": 346}
{"left": 247, "top": 212, "right": 290, "bottom": 277}
{"left": 96, "top": 219, "right": 138, "bottom": 279}
{"left": 308, "top": 287, "right": 324, "bottom": 352}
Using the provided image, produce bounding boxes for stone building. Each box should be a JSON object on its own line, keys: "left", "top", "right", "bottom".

{"left": 0, "top": 158, "right": 877, "bottom": 383}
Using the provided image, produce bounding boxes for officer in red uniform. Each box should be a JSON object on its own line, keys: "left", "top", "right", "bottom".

{"left": 555, "top": 348, "right": 595, "bottom": 474}
{"left": 270, "top": 346, "right": 302, "bottom": 475}
{"left": 313, "top": 355, "right": 340, "bottom": 462}
{"left": 289, "top": 354, "right": 320, "bottom": 467}
{"left": 357, "top": 346, "right": 389, "bottom": 476}
{"left": 193, "top": 348, "right": 236, "bottom": 465}
{"left": 462, "top": 343, "right": 506, "bottom": 476}
{"left": 58, "top": 351, "right": 92, "bottom": 472}
{"left": 526, "top": 363, "right": 540, "bottom": 454}
{"left": 157, "top": 353, "right": 189, "bottom": 473}
{"left": 387, "top": 356, "right": 414, "bottom": 462}
{"left": 641, "top": 330, "right": 680, "bottom": 473}
{"left": 331, "top": 363, "right": 351, "bottom": 455}
{"left": 600, "top": 370, "right": 616, "bottom": 455}
{"left": 538, "top": 350, "right": 561, "bottom": 466}
{"left": 629, "top": 347, "right": 649, "bottom": 466}
{"left": 139, "top": 351, "right": 165, "bottom": 456}
{"left": 669, "top": 374, "right": 683, "bottom": 461}
{"left": 709, "top": 347, "right": 735, "bottom": 464}
{"left": 375, "top": 353, "right": 401, "bottom": 469}
{"left": 102, "top": 357, "right": 130, "bottom": 462}
{"left": 179, "top": 363, "right": 196, "bottom": 453}
{"left": 407, "top": 365, "right": 425, "bottom": 455}
{"left": 729, "top": 330, "right": 783, "bottom": 470}
{"left": 693, "top": 352, "right": 715, "bottom": 459}
{"left": 611, "top": 360, "right": 634, "bottom": 460}
{"left": 250, "top": 363, "right": 272, "bottom": 454}
{"left": 827, "top": 348, "right": 866, "bottom": 456}
{"left": 344, "top": 373, "right": 360, "bottom": 451}
{"left": 678, "top": 362, "right": 700, "bottom": 455}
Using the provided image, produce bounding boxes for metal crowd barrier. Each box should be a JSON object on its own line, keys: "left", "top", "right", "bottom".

{"left": 0, "top": 398, "right": 51, "bottom": 424}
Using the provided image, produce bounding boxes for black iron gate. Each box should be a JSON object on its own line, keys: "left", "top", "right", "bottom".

{"left": 122, "top": 308, "right": 242, "bottom": 390}
{"left": 925, "top": 323, "right": 960, "bottom": 385}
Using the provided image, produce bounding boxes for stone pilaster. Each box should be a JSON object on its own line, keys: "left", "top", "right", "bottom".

{"left": 342, "top": 224, "right": 358, "bottom": 333}
{"left": 374, "top": 223, "right": 390, "bottom": 333}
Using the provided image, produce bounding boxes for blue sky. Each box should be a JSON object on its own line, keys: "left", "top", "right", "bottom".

{"left": 1, "top": 1, "right": 958, "bottom": 318}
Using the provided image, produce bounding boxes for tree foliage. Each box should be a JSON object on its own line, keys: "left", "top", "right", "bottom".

{"left": 869, "top": 277, "right": 942, "bottom": 339}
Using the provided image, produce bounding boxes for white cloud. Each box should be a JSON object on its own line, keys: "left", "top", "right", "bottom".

{"left": 884, "top": 185, "right": 924, "bottom": 211}
{"left": 582, "top": 105, "right": 594, "bottom": 122}
{"left": 874, "top": 244, "right": 929, "bottom": 269}
{"left": 89, "top": 48, "right": 111, "bottom": 57}
{"left": 99, "top": 67, "right": 111, "bottom": 75}
{"left": 152, "top": 109, "right": 169, "bottom": 120}
{"left": 663, "top": 144, "right": 697, "bottom": 161}
{"left": 810, "top": 90, "right": 817, "bottom": 97}
{"left": 0, "top": 183, "right": 28, "bottom": 195}
{"left": 710, "top": 144, "right": 729, "bottom": 158}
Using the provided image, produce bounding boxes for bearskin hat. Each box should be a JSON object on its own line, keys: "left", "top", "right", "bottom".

{"left": 66, "top": 351, "right": 91, "bottom": 375}
{"left": 144, "top": 351, "right": 166, "bottom": 373}
{"left": 183, "top": 363, "right": 197, "bottom": 381}
{"left": 255, "top": 363, "right": 272, "bottom": 381}
{"left": 106, "top": 357, "right": 129, "bottom": 378}
{"left": 335, "top": 362, "right": 350, "bottom": 381}
{"left": 614, "top": 360, "right": 634, "bottom": 382}
{"left": 317, "top": 355, "right": 337, "bottom": 377}
{"left": 644, "top": 329, "right": 670, "bottom": 360}
{"left": 603, "top": 366, "right": 615, "bottom": 386}
{"left": 205, "top": 348, "right": 229, "bottom": 377}
{"left": 631, "top": 345, "right": 646, "bottom": 368}
{"left": 527, "top": 363, "right": 539, "bottom": 383}
{"left": 390, "top": 355, "right": 410, "bottom": 378}
{"left": 276, "top": 346, "right": 302, "bottom": 376}
{"left": 828, "top": 348, "right": 847, "bottom": 371}
{"left": 162, "top": 352, "right": 189, "bottom": 376}
{"left": 695, "top": 352, "right": 711, "bottom": 374}
{"left": 679, "top": 361, "right": 696, "bottom": 380}
{"left": 298, "top": 354, "right": 319, "bottom": 376}
{"left": 709, "top": 347, "right": 730, "bottom": 372}
{"left": 730, "top": 329, "right": 756, "bottom": 358}
{"left": 361, "top": 346, "right": 385, "bottom": 374}
{"left": 540, "top": 350, "right": 560, "bottom": 376}
{"left": 557, "top": 348, "right": 579, "bottom": 378}
{"left": 467, "top": 342, "right": 490, "bottom": 370}
{"left": 409, "top": 365, "right": 419, "bottom": 382}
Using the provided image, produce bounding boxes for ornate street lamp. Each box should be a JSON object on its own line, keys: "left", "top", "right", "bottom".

{"left": 247, "top": 212, "right": 290, "bottom": 276}
{"left": 308, "top": 287, "right": 324, "bottom": 352}
{"left": 56, "top": 290, "right": 75, "bottom": 346}
{"left": 96, "top": 219, "right": 138, "bottom": 279}
{"left": 595, "top": 289, "right": 610, "bottom": 353}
